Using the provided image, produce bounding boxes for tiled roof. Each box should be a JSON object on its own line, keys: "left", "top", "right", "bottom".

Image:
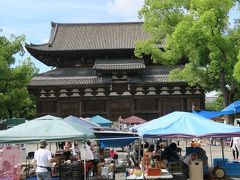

{"left": 26, "top": 22, "right": 149, "bottom": 52}
{"left": 141, "top": 66, "right": 184, "bottom": 83}
{"left": 93, "top": 59, "right": 145, "bottom": 70}
{"left": 37, "top": 68, "right": 96, "bottom": 77}
{"left": 129, "top": 75, "right": 184, "bottom": 83}
{"left": 29, "top": 76, "right": 110, "bottom": 86}
{"left": 28, "top": 66, "right": 184, "bottom": 87}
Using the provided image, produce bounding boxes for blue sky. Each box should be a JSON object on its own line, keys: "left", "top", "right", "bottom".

{"left": 1, "top": 0, "right": 239, "bottom": 73}
{"left": 1, "top": 0, "right": 144, "bottom": 72}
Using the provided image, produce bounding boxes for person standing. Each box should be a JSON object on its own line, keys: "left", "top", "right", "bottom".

{"left": 161, "top": 142, "right": 180, "bottom": 162}
{"left": 33, "top": 140, "right": 54, "bottom": 180}
{"left": 230, "top": 137, "right": 240, "bottom": 160}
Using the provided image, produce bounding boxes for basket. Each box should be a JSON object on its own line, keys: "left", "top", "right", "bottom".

{"left": 133, "top": 169, "right": 143, "bottom": 177}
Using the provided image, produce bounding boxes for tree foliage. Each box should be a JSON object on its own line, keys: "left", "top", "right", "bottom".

{"left": 205, "top": 96, "right": 224, "bottom": 111}
{"left": 135, "top": 0, "right": 240, "bottom": 108}
{"left": 0, "top": 31, "right": 38, "bottom": 119}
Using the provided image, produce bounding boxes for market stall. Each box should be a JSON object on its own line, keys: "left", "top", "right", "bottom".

{"left": 135, "top": 111, "right": 240, "bottom": 179}
{"left": 0, "top": 115, "right": 95, "bottom": 180}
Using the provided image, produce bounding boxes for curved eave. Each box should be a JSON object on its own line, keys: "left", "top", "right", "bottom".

{"left": 25, "top": 44, "right": 136, "bottom": 52}
{"left": 25, "top": 44, "right": 51, "bottom": 62}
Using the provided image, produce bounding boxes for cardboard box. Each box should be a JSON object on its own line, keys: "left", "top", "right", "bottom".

{"left": 156, "top": 161, "right": 166, "bottom": 169}
{"left": 145, "top": 165, "right": 161, "bottom": 176}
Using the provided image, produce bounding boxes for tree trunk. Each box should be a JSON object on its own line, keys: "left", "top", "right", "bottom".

{"left": 220, "top": 70, "right": 232, "bottom": 124}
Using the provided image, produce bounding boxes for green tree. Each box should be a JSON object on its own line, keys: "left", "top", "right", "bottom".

{"left": 135, "top": 0, "right": 240, "bottom": 117}
{"left": 0, "top": 30, "right": 38, "bottom": 119}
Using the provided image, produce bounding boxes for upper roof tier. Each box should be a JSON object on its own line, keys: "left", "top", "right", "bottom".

{"left": 26, "top": 22, "right": 149, "bottom": 52}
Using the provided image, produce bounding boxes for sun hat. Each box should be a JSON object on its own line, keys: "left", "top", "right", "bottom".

{"left": 39, "top": 140, "right": 48, "bottom": 147}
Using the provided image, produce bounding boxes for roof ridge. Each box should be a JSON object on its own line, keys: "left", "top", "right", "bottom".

{"left": 51, "top": 21, "right": 143, "bottom": 26}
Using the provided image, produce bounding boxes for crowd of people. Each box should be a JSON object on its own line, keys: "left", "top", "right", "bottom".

{"left": 32, "top": 138, "right": 223, "bottom": 180}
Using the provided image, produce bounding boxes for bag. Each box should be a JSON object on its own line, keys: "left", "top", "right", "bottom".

{"left": 46, "top": 167, "right": 52, "bottom": 172}
{"left": 38, "top": 165, "right": 52, "bottom": 172}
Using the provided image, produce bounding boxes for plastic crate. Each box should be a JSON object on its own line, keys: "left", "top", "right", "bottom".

{"left": 213, "top": 158, "right": 228, "bottom": 167}
{"left": 225, "top": 169, "right": 240, "bottom": 177}
{"left": 59, "top": 161, "right": 82, "bottom": 180}
{"left": 222, "top": 162, "right": 240, "bottom": 177}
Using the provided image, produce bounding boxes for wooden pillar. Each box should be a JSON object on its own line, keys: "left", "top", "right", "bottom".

{"left": 181, "top": 97, "right": 185, "bottom": 111}
{"left": 158, "top": 98, "right": 161, "bottom": 116}
{"left": 106, "top": 100, "right": 110, "bottom": 119}
{"left": 79, "top": 100, "right": 82, "bottom": 116}
{"left": 57, "top": 89, "right": 62, "bottom": 117}
{"left": 130, "top": 98, "right": 134, "bottom": 116}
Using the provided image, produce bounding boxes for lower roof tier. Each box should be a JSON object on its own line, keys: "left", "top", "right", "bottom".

{"left": 28, "top": 66, "right": 185, "bottom": 88}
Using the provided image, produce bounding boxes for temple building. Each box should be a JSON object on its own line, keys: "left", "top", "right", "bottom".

{"left": 26, "top": 22, "right": 205, "bottom": 121}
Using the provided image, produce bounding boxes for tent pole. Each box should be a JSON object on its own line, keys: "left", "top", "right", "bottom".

{"left": 209, "top": 138, "right": 213, "bottom": 167}
{"left": 83, "top": 142, "right": 86, "bottom": 180}
{"left": 138, "top": 138, "right": 141, "bottom": 164}
{"left": 142, "top": 140, "right": 145, "bottom": 169}
{"left": 221, "top": 138, "right": 225, "bottom": 160}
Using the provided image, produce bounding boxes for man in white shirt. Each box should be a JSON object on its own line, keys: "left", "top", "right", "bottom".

{"left": 33, "top": 140, "right": 54, "bottom": 180}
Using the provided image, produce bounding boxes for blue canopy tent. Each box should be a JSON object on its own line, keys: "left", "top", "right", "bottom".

{"left": 64, "top": 115, "right": 115, "bottom": 131}
{"left": 136, "top": 111, "right": 240, "bottom": 138}
{"left": 222, "top": 100, "right": 240, "bottom": 113}
{"left": 64, "top": 115, "right": 101, "bottom": 129}
{"left": 192, "top": 110, "right": 227, "bottom": 119}
{"left": 192, "top": 100, "right": 240, "bottom": 119}
{"left": 89, "top": 115, "right": 113, "bottom": 127}
{"left": 94, "top": 131, "right": 139, "bottom": 148}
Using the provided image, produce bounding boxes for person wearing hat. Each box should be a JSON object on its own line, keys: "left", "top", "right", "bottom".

{"left": 33, "top": 140, "right": 54, "bottom": 180}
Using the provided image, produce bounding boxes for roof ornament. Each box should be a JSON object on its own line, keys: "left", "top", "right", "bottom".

{"left": 48, "top": 22, "right": 58, "bottom": 47}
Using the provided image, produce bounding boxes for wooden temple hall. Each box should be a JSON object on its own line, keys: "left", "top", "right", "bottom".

{"left": 26, "top": 22, "right": 205, "bottom": 121}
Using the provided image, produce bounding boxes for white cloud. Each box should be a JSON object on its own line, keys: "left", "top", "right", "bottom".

{"left": 106, "top": 0, "right": 144, "bottom": 21}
